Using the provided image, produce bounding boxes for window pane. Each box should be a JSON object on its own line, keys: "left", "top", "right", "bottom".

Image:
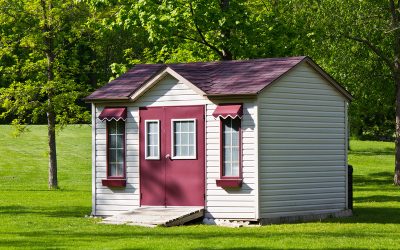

{"left": 188, "top": 145, "right": 194, "bottom": 156}
{"left": 181, "top": 132, "right": 188, "bottom": 145}
{"left": 109, "top": 135, "right": 117, "bottom": 148}
{"left": 146, "top": 121, "right": 159, "bottom": 158}
{"left": 152, "top": 146, "right": 158, "bottom": 157}
{"left": 173, "top": 120, "right": 195, "bottom": 158}
{"left": 109, "top": 163, "right": 117, "bottom": 176}
{"left": 116, "top": 134, "right": 124, "bottom": 148}
{"left": 232, "top": 131, "right": 239, "bottom": 146}
{"left": 117, "top": 120, "right": 124, "bottom": 134}
{"left": 232, "top": 162, "right": 239, "bottom": 176}
{"left": 181, "top": 144, "right": 188, "bottom": 156}
{"left": 224, "top": 147, "right": 231, "bottom": 161}
{"left": 109, "top": 121, "right": 117, "bottom": 134}
{"left": 116, "top": 148, "right": 123, "bottom": 163}
{"left": 174, "top": 145, "right": 180, "bottom": 156}
{"left": 222, "top": 117, "right": 240, "bottom": 177}
{"left": 224, "top": 161, "right": 232, "bottom": 176}
{"left": 116, "top": 163, "right": 123, "bottom": 176}
{"left": 232, "top": 118, "right": 240, "bottom": 131}
{"left": 109, "top": 149, "right": 116, "bottom": 163}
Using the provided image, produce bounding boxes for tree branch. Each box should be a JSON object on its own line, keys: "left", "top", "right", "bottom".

{"left": 390, "top": 0, "right": 398, "bottom": 24}
{"left": 188, "top": 2, "right": 223, "bottom": 58}
{"left": 342, "top": 34, "right": 394, "bottom": 71}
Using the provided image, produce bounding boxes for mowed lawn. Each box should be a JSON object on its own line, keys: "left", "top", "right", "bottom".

{"left": 0, "top": 125, "right": 399, "bottom": 249}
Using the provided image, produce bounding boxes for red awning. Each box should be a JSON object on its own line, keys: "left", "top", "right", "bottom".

{"left": 212, "top": 104, "right": 243, "bottom": 119}
{"left": 98, "top": 107, "right": 127, "bottom": 121}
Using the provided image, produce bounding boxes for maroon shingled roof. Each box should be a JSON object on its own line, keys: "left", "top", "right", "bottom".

{"left": 85, "top": 56, "right": 310, "bottom": 101}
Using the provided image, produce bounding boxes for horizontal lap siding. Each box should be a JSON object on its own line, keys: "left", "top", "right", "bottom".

{"left": 258, "top": 62, "right": 347, "bottom": 219}
{"left": 205, "top": 102, "right": 257, "bottom": 220}
{"left": 94, "top": 105, "right": 140, "bottom": 216}
{"left": 94, "top": 74, "right": 258, "bottom": 218}
{"left": 94, "top": 75, "right": 210, "bottom": 216}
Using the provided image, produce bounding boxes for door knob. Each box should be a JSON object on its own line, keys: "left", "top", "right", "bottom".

{"left": 165, "top": 154, "right": 170, "bottom": 159}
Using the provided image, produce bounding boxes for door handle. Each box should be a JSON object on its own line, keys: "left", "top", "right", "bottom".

{"left": 165, "top": 154, "right": 170, "bottom": 159}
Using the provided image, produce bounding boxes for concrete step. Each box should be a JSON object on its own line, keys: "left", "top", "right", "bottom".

{"left": 102, "top": 206, "right": 204, "bottom": 227}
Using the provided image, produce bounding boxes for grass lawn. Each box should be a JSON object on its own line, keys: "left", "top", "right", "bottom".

{"left": 0, "top": 125, "right": 399, "bottom": 249}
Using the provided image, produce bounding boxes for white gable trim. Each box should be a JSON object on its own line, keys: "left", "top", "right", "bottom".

{"left": 130, "top": 67, "right": 206, "bottom": 101}
{"left": 257, "top": 58, "right": 353, "bottom": 102}
{"left": 303, "top": 58, "right": 353, "bottom": 101}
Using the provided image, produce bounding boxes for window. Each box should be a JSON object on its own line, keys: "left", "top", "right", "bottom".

{"left": 216, "top": 116, "right": 242, "bottom": 188}
{"left": 107, "top": 119, "right": 125, "bottom": 177}
{"left": 102, "top": 119, "right": 126, "bottom": 187}
{"left": 171, "top": 119, "right": 196, "bottom": 159}
{"left": 222, "top": 117, "right": 241, "bottom": 177}
{"left": 145, "top": 120, "right": 160, "bottom": 159}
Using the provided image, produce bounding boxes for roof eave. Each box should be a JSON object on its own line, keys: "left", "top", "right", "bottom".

{"left": 83, "top": 97, "right": 130, "bottom": 103}
{"left": 205, "top": 93, "right": 257, "bottom": 98}
{"left": 303, "top": 57, "right": 353, "bottom": 102}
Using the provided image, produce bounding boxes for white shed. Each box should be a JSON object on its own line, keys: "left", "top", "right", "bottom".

{"left": 85, "top": 56, "right": 353, "bottom": 224}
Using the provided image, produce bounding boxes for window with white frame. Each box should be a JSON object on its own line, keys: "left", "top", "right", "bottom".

{"left": 222, "top": 117, "right": 241, "bottom": 177}
{"left": 145, "top": 120, "right": 160, "bottom": 159}
{"left": 172, "top": 119, "right": 196, "bottom": 159}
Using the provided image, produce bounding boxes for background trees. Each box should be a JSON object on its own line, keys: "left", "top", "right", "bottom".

{"left": 0, "top": 0, "right": 398, "bottom": 185}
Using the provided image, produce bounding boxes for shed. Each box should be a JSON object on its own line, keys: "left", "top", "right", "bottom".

{"left": 85, "top": 56, "right": 353, "bottom": 224}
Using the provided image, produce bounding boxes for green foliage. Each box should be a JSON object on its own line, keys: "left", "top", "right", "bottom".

{"left": 296, "top": 0, "right": 396, "bottom": 139}
{"left": 0, "top": 0, "right": 92, "bottom": 126}
{"left": 0, "top": 0, "right": 397, "bottom": 139}
{"left": 0, "top": 125, "right": 399, "bottom": 248}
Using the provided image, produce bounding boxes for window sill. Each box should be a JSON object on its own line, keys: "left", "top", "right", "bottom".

{"left": 102, "top": 179, "right": 126, "bottom": 187}
{"left": 216, "top": 178, "right": 242, "bottom": 188}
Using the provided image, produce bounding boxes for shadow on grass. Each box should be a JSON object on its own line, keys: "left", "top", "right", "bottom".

{"left": 343, "top": 207, "right": 400, "bottom": 224}
{"left": 349, "top": 146, "right": 393, "bottom": 156}
{"left": 354, "top": 195, "right": 400, "bottom": 203}
{"left": 0, "top": 205, "right": 90, "bottom": 218}
{"left": 353, "top": 171, "right": 393, "bottom": 186}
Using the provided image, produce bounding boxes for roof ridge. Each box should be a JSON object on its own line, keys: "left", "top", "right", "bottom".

{"left": 162, "top": 56, "right": 307, "bottom": 67}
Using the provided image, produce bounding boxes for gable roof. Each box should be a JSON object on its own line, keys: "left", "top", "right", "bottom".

{"left": 85, "top": 56, "right": 352, "bottom": 102}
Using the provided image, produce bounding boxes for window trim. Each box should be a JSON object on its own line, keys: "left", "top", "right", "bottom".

{"left": 103, "top": 119, "right": 126, "bottom": 187}
{"left": 217, "top": 116, "right": 243, "bottom": 188}
{"left": 144, "top": 120, "right": 160, "bottom": 160}
{"left": 170, "top": 118, "right": 197, "bottom": 160}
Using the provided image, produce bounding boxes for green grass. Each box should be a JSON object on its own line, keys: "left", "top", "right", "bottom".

{"left": 0, "top": 125, "right": 399, "bottom": 249}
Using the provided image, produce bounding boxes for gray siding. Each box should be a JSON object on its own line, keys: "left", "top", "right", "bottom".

{"left": 258, "top": 62, "right": 348, "bottom": 219}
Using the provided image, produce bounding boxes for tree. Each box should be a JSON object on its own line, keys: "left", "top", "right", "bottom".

{"left": 133, "top": 0, "right": 297, "bottom": 62}
{"left": 308, "top": 0, "right": 400, "bottom": 184}
{"left": 0, "top": 0, "right": 91, "bottom": 189}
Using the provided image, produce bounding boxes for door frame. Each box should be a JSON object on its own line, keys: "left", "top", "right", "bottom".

{"left": 139, "top": 105, "right": 206, "bottom": 207}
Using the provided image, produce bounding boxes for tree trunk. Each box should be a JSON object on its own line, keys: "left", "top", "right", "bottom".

{"left": 47, "top": 108, "right": 58, "bottom": 189}
{"left": 42, "top": 0, "right": 58, "bottom": 189}
{"left": 391, "top": 0, "right": 400, "bottom": 185}
{"left": 395, "top": 73, "right": 400, "bottom": 185}
{"left": 46, "top": 51, "right": 57, "bottom": 189}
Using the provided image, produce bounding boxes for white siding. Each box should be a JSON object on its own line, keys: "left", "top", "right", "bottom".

{"left": 205, "top": 101, "right": 257, "bottom": 220}
{"left": 258, "top": 62, "right": 348, "bottom": 219}
{"left": 94, "top": 74, "right": 257, "bottom": 219}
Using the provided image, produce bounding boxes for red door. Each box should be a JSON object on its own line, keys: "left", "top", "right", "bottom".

{"left": 139, "top": 106, "right": 205, "bottom": 206}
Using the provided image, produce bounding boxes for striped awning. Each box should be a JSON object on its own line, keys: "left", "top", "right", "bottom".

{"left": 98, "top": 107, "right": 127, "bottom": 121}
{"left": 212, "top": 104, "right": 243, "bottom": 119}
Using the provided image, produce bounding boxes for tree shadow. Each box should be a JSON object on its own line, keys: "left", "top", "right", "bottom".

{"left": 341, "top": 207, "right": 400, "bottom": 224}
{"left": 0, "top": 205, "right": 90, "bottom": 218}
{"left": 349, "top": 147, "right": 393, "bottom": 156}
{"left": 353, "top": 171, "right": 394, "bottom": 186}
{"left": 354, "top": 195, "right": 400, "bottom": 203}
